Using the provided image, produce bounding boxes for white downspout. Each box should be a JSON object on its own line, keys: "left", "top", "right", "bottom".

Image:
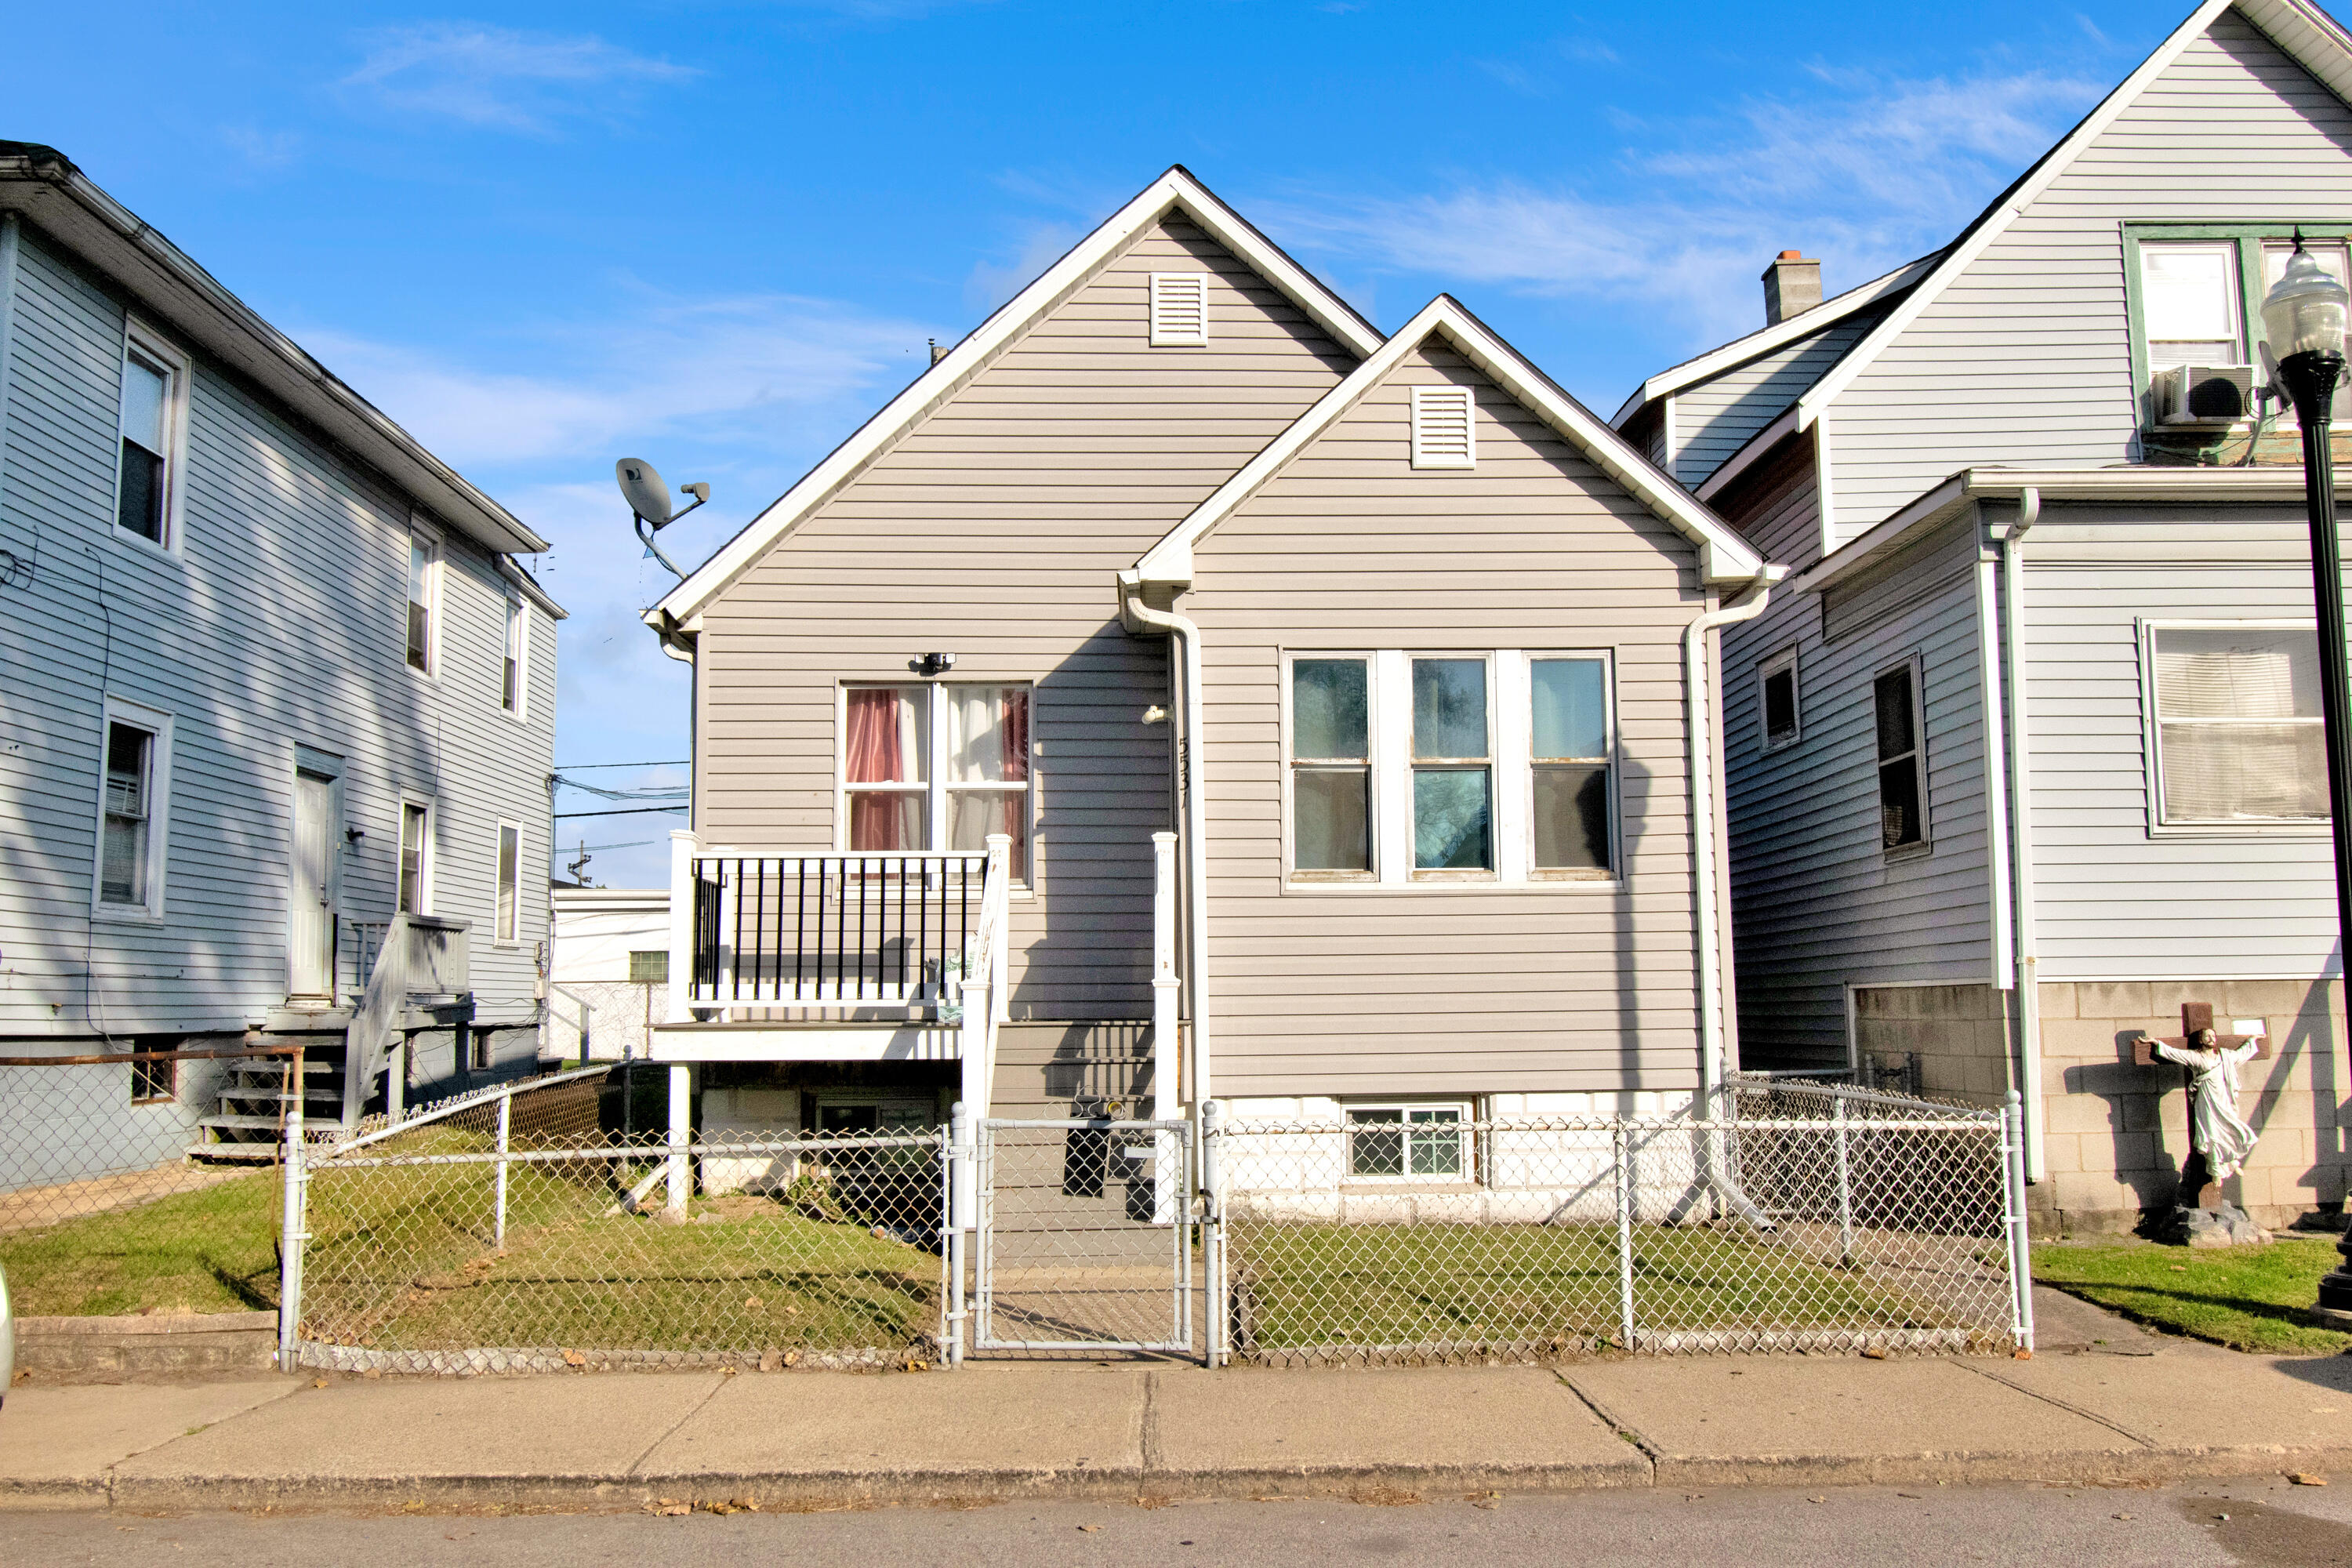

{"left": 2000, "top": 488, "right": 2045, "bottom": 1182}
{"left": 1119, "top": 575, "right": 1211, "bottom": 1114}
{"left": 1684, "top": 566, "right": 1784, "bottom": 1103}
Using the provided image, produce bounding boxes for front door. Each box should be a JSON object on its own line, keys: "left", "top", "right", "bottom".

{"left": 291, "top": 769, "right": 338, "bottom": 997}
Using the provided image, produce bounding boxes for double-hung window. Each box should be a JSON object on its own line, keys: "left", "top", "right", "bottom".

{"left": 842, "top": 683, "right": 1033, "bottom": 877}
{"left": 1346, "top": 1105, "right": 1469, "bottom": 1179}
{"left": 398, "top": 800, "right": 434, "bottom": 913}
{"left": 96, "top": 702, "right": 172, "bottom": 916}
{"left": 2130, "top": 227, "right": 2352, "bottom": 423}
{"left": 405, "top": 529, "right": 441, "bottom": 674}
{"left": 501, "top": 593, "right": 526, "bottom": 714}
{"left": 2148, "top": 625, "right": 2327, "bottom": 826}
{"left": 1284, "top": 652, "right": 1618, "bottom": 886}
{"left": 1289, "top": 658, "right": 1373, "bottom": 877}
{"left": 1874, "top": 662, "right": 1927, "bottom": 853}
{"left": 114, "top": 327, "right": 187, "bottom": 550}
{"left": 1757, "top": 647, "right": 1801, "bottom": 752}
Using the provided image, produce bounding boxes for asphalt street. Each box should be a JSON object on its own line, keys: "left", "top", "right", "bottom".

{"left": 5, "top": 1479, "right": 2350, "bottom": 1566}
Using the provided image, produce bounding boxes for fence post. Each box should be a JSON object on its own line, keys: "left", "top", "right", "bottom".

{"left": 1613, "top": 1119, "right": 1635, "bottom": 1352}
{"left": 277, "top": 1054, "right": 305, "bottom": 1373}
{"left": 1833, "top": 1094, "right": 1855, "bottom": 1267}
{"left": 946, "top": 1102, "right": 969, "bottom": 1369}
{"left": 494, "top": 1090, "right": 513, "bottom": 1250}
{"left": 665, "top": 1062, "right": 692, "bottom": 1218}
{"left": 2003, "top": 1091, "right": 2037, "bottom": 1352}
{"left": 1201, "top": 1098, "right": 1224, "bottom": 1369}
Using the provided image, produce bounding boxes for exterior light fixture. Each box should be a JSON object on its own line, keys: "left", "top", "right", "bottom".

{"left": 917, "top": 652, "right": 956, "bottom": 677}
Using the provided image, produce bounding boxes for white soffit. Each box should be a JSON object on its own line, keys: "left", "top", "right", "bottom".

{"left": 1134, "top": 295, "right": 1766, "bottom": 589}
{"left": 1797, "top": 0, "right": 2352, "bottom": 430}
{"left": 649, "top": 167, "right": 1384, "bottom": 630}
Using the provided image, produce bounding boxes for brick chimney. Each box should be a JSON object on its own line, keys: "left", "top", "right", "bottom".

{"left": 1762, "top": 251, "right": 1823, "bottom": 326}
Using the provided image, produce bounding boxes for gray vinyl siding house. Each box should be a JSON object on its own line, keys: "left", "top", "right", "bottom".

{"left": 642, "top": 170, "right": 1762, "bottom": 1156}
{"left": 0, "top": 143, "right": 561, "bottom": 1165}
{"left": 1614, "top": 0, "right": 2352, "bottom": 1229}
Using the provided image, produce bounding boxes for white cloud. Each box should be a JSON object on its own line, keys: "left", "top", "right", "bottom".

{"left": 964, "top": 222, "right": 1082, "bottom": 314}
{"left": 307, "top": 290, "right": 934, "bottom": 467}
{"left": 1269, "top": 66, "right": 2103, "bottom": 345}
{"left": 341, "top": 23, "right": 698, "bottom": 133}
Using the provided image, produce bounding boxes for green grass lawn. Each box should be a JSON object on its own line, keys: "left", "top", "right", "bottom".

{"left": 0, "top": 1171, "right": 282, "bottom": 1317}
{"left": 1228, "top": 1221, "right": 1985, "bottom": 1353}
{"left": 2034, "top": 1235, "right": 2352, "bottom": 1356}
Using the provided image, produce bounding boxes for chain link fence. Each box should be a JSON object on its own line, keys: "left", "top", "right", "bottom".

{"left": 543, "top": 981, "right": 666, "bottom": 1065}
{"left": 1205, "top": 1084, "right": 2027, "bottom": 1367}
{"left": 0, "top": 1047, "right": 301, "bottom": 1319}
{"left": 292, "top": 1069, "right": 951, "bottom": 1374}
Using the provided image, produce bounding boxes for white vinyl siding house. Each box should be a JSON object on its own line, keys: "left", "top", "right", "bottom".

{"left": 0, "top": 143, "right": 564, "bottom": 1143}
{"left": 1621, "top": 0, "right": 2352, "bottom": 1228}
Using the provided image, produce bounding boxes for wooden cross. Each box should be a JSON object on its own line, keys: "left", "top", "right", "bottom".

{"left": 2131, "top": 1002, "right": 2270, "bottom": 1210}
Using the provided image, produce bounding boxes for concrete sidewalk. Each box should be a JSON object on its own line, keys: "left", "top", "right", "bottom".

{"left": 5, "top": 1304, "right": 2349, "bottom": 1512}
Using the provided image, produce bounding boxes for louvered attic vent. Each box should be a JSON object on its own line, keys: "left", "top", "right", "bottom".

{"left": 1411, "top": 385, "right": 1475, "bottom": 469}
{"left": 1149, "top": 273, "right": 1210, "bottom": 347}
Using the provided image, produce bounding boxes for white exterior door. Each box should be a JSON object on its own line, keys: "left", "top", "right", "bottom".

{"left": 291, "top": 769, "right": 338, "bottom": 997}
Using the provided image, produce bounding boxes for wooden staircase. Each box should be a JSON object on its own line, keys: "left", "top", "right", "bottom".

{"left": 191, "top": 1040, "right": 347, "bottom": 1160}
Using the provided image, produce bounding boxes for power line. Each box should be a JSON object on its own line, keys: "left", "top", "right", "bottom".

{"left": 553, "top": 760, "right": 689, "bottom": 770}
{"left": 553, "top": 806, "right": 689, "bottom": 819}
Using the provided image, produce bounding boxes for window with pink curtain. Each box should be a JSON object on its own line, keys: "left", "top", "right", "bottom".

{"left": 844, "top": 687, "right": 926, "bottom": 851}
{"left": 948, "top": 686, "right": 1030, "bottom": 875}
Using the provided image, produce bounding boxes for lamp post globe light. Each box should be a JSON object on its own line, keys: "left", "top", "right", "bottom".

{"left": 2265, "top": 234, "right": 2352, "bottom": 1324}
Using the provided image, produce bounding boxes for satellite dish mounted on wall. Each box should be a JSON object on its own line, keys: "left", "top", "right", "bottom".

{"left": 615, "top": 457, "right": 711, "bottom": 581}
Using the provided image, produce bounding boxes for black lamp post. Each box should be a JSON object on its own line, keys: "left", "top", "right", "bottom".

{"left": 2266, "top": 234, "right": 2352, "bottom": 1324}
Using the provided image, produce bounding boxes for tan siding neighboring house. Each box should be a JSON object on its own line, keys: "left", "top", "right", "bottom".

{"left": 1186, "top": 339, "right": 1711, "bottom": 1097}
{"left": 695, "top": 215, "right": 1357, "bottom": 1022}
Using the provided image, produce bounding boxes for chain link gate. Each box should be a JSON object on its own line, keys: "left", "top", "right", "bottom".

{"left": 974, "top": 1118, "right": 1195, "bottom": 1355}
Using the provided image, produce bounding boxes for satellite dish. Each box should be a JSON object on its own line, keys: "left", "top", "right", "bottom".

{"left": 616, "top": 458, "right": 673, "bottom": 527}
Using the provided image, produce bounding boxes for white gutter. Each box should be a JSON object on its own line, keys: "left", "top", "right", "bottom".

{"left": 1684, "top": 567, "right": 1784, "bottom": 1098}
{"left": 1999, "top": 488, "right": 2045, "bottom": 1182}
{"left": 1117, "top": 573, "right": 1211, "bottom": 1111}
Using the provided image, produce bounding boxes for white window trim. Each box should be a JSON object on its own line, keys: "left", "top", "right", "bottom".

{"left": 500, "top": 592, "right": 528, "bottom": 721}
{"left": 2138, "top": 616, "right": 2330, "bottom": 837}
{"left": 91, "top": 697, "right": 173, "bottom": 922}
{"left": 397, "top": 795, "right": 437, "bottom": 916}
{"left": 1341, "top": 1101, "right": 1476, "bottom": 1185}
{"left": 1757, "top": 644, "right": 1802, "bottom": 753}
{"left": 112, "top": 319, "right": 191, "bottom": 561}
{"left": 834, "top": 681, "right": 1037, "bottom": 888}
{"left": 1875, "top": 655, "right": 1931, "bottom": 859}
{"left": 494, "top": 819, "right": 523, "bottom": 945}
{"left": 1283, "top": 650, "right": 1621, "bottom": 894}
{"left": 405, "top": 514, "right": 443, "bottom": 681}
{"left": 1147, "top": 272, "right": 1210, "bottom": 347}
{"left": 1279, "top": 649, "right": 1381, "bottom": 885}
{"left": 1410, "top": 384, "right": 1476, "bottom": 470}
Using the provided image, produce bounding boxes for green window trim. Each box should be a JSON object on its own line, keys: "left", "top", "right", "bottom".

{"left": 2122, "top": 221, "right": 2352, "bottom": 431}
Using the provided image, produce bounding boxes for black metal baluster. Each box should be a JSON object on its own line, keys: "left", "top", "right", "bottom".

{"left": 794, "top": 858, "right": 808, "bottom": 1000}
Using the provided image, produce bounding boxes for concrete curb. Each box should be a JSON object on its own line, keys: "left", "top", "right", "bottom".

{"left": 0, "top": 1445, "right": 2334, "bottom": 1513}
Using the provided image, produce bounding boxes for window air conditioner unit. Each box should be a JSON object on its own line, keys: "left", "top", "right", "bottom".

{"left": 2155, "top": 363, "right": 2256, "bottom": 425}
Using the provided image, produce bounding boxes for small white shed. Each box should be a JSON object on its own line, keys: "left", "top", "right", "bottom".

{"left": 546, "top": 887, "right": 670, "bottom": 1062}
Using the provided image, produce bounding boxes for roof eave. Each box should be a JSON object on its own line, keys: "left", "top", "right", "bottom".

{"left": 0, "top": 144, "right": 546, "bottom": 557}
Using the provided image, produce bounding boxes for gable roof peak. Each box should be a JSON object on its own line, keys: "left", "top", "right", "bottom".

{"left": 647, "top": 166, "right": 1385, "bottom": 632}
{"left": 1132, "top": 295, "right": 1764, "bottom": 590}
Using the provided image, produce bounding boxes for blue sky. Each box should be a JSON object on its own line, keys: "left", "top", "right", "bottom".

{"left": 13, "top": 1, "right": 2194, "bottom": 885}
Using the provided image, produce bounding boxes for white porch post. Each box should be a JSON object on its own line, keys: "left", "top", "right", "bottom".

{"left": 665, "top": 829, "right": 699, "bottom": 1024}
{"left": 956, "top": 972, "right": 989, "bottom": 1232}
{"left": 665, "top": 1061, "right": 693, "bottom": 1218}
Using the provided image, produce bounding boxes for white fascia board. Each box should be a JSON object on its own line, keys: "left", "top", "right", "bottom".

{"left": 1796, "top": 0, "right": 2262, "bottom": 431}
{"left": 1134, "top": 295, "right": 1766, "bottom": 590}
{"left": 1611, "top": 254, "right": 1940, "bottom": 430}
{"left": 648, "top": 168, "right": 1385, "bottom": 630}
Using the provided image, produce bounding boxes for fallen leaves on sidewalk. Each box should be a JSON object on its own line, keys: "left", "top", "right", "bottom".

{"left": 1078, "top": 1524, "right": 1103, "bottom": 1533}
{"left": 1348, "top": 1486, "right": 1423, "bottom": 1507}
{"left": 647, "top": 1500, "right": 691, "bottom": 1517}
{"left": 2288, "top": 1472, "right": 2329, "bottom": 1486}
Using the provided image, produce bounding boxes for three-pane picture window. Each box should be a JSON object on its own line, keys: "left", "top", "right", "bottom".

{"left": 1873, "top": 662, "right": 1927, "bottom": 853}
{"left": 2149, "top": 625, "right": 2328, "bottom": 825}
{"left": 1285, "top": 651, "right": 1617, "bottom": 886}
{"left": 842, "top": 683, "right": 1033, "bottom": 877}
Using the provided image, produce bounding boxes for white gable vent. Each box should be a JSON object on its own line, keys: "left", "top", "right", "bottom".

{"left": 1149, "top": 273, "right": 1210, "bottom": 347}
{"left": 1411, "top": 385, "right": 1476, "bottom": 469}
